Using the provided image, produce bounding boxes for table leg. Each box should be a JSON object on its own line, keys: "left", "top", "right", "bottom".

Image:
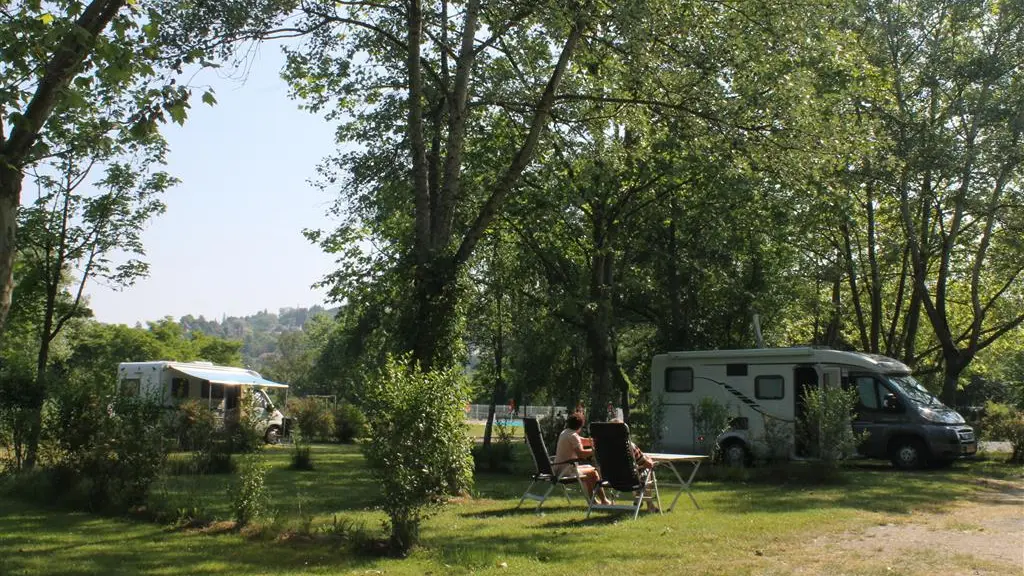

{"left": 658, "top": 460, "right": 701, "bottom": 512}
{"left": 683, "top": 460, "right": 702, "bottom": 510}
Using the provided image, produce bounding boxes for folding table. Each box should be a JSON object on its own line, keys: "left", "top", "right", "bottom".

{"left": 645, "top": 453, "right": 707, "bottom": 511}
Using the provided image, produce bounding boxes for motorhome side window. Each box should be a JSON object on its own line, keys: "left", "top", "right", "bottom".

{"left": 755, "top": 375, "right": 785, "bottom": 399}
{"left": 854, "top": 376, "right": 880, "bottom": 410}
{"left": 665, "top": 367, "right": 694, "bottom": 392}
{"left": 171, "top": 377, "right": 190, "bottom": 399}
{"left": 119, "top": 378, "right": 140, "bottom": 396}
{"left": 201, "top": 381, "right": 225, "bottom": 400}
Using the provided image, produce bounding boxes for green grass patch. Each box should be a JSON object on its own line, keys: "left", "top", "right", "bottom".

{"left": 1, "top": 445, "right": 1019, "bottom": 575}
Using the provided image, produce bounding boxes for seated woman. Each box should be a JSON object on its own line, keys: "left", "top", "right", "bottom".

{"left": 554, "top": 412, "right": 611, "bottom": 505}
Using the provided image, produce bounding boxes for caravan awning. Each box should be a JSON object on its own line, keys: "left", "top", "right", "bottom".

{"left": 169, "top": 365, "right": 289, "bottom": 388}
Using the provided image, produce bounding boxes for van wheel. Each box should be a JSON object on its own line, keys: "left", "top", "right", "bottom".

{"left": 264, "top": 426, "right": 281, "bottom": 445}
{"left": 890, "top": 437, "right": 927, "bottom": 470}
{"left": 722, "top": 441, "right": 749, "bottom": 468}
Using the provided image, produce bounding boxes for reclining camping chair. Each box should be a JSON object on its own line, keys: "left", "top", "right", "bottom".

{"left": 517, "top": 417, "right": 587, "bottom": 511}
{"left": 587, "top": 421, "right": 662, "bottom": 520}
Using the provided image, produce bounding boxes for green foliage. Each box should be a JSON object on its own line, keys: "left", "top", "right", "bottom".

{"left": 981, "top": 402, "right": 1024, "bottom": 463}
{"left": 333, "top": 402, "right": 367, "bottom": 444}
{"left": 169, "top": 400, "right": 217, "bottom": 451}
{"left": 360, "top": 356, "right": 474, "bottom": 555}
{"left": 797, "top": 387, "right": 864, "bottom": 468}
{"left": 229, "top": 452, "right": 270, "bottom": 526}
{"left": 760, "top": 416, "right": 794, "bottom": 464}
{"left": 538, "top": 408, "right": 568, "bottom": 453}
{"left": 289, "top": 429, "right": 314, "bottom": 471}
{"left": 289, "top": 397, "right": 336, "bottom": 442}
{"left": 0, "top": 365, "right": 41, "bottom": 469}
{"left": 693, "top": 397, "right": 732, "bottom": 456}
{"left": 471, "top": 416, "right": 515, "bottom": 474}
{"left": 41, "top": 392, "right": 169, "bottom": 512}
{"left": 190, "top": 439, "right": 235, "bottom": 475}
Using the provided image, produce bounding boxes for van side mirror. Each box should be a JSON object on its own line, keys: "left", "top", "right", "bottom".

{"left": 883, "top": 393, "right": 901, "bottom": 411}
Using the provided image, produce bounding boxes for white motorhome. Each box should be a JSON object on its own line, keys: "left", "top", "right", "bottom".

{"left": 117, "top": 361, "right": 289, "bottom": 444}
{"left": 651, "top": 347, "right": 976, "bottom": 469}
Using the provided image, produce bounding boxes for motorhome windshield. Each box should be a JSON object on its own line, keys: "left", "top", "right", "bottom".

{"left": 887, "top": 375, "right": 943, "bottom": 407}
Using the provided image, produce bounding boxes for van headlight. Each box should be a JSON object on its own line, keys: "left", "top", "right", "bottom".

{"left": 919, "top": 408, "right": 964, "bottom": 424}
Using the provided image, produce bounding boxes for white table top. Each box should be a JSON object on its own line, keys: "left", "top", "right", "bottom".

{"left": 646, "top": 453, "right": 708, "bottom": 462}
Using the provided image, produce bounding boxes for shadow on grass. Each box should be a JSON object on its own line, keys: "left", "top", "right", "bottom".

{"left": 0, "top": 496, "right": 381, "bottom": 576}
{"left": 702, "top": 458, "right": 1022, "bottom": 516}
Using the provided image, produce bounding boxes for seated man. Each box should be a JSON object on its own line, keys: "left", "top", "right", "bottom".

{"left": 610, "top": 417, "right": 654, "bottom": 470}
{"left": 554, "top": 412, "right": 610, "bottom": 505}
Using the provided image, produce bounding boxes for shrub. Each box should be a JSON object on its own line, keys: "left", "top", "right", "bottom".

{"left": 333, "top": 403, "right": 368, "bottom": 443}
{"left": 360, "top": 356, "right": 474, "bottom": 555}
{"left": 797, "top": 387, "right": 864, "bottom": 467}
{"left": 289, "top": 397, "right": 335, "bottom": 442}
{"left": 225, "top": 398, "right": 266, "bottom": 455}
{"left": 471, "top": 416, "right": 515, "bottom": 473}
{"left": 760, "top": 415, "right": 793, "bottom": 464}
{"left": 0, "top": 367, "right": 43, "bottom": 470}
{"left": 538, "top": 408, "right": 567, "bottom": 451}
{"left": 229, "top": 452, "right": 270, "bottom": 526}
{"left": 170, "top": 400, "right": 217, "bottom": 451}
{"left": 192, "top": 438, "right": 235, "bottom": 474}
{"left": 982, "top": 401, "right": 1024, "bottom": 463}
{"left": 693, "top": 397, "right": 732, "bottom": 456}
{"left": 289, "top": 428, "right": 314, "bottom": 471}
{"left": 45, "top": 392, "right": 169, "bottom": 512}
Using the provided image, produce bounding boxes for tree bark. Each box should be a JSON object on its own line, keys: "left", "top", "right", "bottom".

{"left": 0, "top": 168, "right": 19, "bottom": 330}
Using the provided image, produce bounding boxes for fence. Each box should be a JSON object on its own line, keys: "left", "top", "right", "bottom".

{"left": 464, "top": 404, "right": 567, "bottom": 422}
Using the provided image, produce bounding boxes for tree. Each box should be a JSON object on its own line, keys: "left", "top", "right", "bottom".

{"left": 15, "top": 139, "right": 171, "bottom": 467}
{"left": 0, "top": 0, "right": 215, "bottom": 332}
{"left": 848, "top": 0, "right": 1024, "bottom": 402}
{"left": 289, "top": 0, "right": 594, "bottom": 371}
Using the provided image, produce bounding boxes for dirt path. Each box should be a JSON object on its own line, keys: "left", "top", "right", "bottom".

{"left": 803, "top": 478, "right": 1024, "bottom": 575}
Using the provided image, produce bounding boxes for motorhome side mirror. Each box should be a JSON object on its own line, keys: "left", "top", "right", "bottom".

{"left": 883, "top": 393, "right": 900, "bottom": 411}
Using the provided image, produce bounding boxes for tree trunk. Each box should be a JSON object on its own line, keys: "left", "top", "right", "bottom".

{"left": 941, "top": 352, "right": 969, "bottom": 407}
{"left": 0, "top": 167, "right": 18, "bottom": 332}
{"left": 585, "top": 219, "right": 616, "bottom": 422}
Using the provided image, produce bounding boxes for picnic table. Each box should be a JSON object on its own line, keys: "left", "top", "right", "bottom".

{"left": 645, "top": 453, "right": 707, "bottom": 511}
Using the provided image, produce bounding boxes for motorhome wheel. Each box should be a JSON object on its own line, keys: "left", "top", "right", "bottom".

{"left": 264, "top": 425, "right": 281, "bottom": 445}
{"left": 722, "top": 441, "right": 749, "bottom": 468}
{"left": 890, "top": 437, "right": 927, "bottom": 470}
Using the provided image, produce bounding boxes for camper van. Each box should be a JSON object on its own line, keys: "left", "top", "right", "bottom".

{"left": 117, "top": 361, "right": 288, "bottom": 444}
{"left": 651, "top": 348, "right": 976, "bottom": 469}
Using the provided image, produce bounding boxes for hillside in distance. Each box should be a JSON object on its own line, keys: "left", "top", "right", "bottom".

{"left": 178, "top": 305, "right": 336, "bottom": 369}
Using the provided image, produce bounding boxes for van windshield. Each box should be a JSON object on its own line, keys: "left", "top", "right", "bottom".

{"left": 887, "top": 375, "right": 944, "bottom": 407}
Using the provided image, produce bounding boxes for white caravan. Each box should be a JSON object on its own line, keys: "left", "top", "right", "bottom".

{"left": 651, "top": 347, "right": 976, "bottom": 469}
{"left": 117, "top": 361, "right": 289, "bottom": 444}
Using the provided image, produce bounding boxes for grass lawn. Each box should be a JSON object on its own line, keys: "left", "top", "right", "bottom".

{"left": 1, "top": 442, "right": 1020, "bottom": 576}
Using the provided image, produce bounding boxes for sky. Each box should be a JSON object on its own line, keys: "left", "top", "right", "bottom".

{"left": 83, "top": 45, "right": 340, "bottom": 326}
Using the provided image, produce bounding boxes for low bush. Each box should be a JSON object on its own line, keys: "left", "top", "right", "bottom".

{"left": 797, "top": 387, "right": 864, "bottom": 467}
{"left": 982, "top": 401, "right": 1024, "bottom": 463}
{"left": 693, "top": 397, "right": 732, "bottom": 457}
{"left": 169, "top": 400, "right": 217, "bottom": 451}
{"left": 471, "top": 417, "right": 516, "bottom": 473}
{"left": 538, "top": 409, "right": 567, "bottom": 452}
{"left": 333, "top": 403, "right": 368, "bottom": 443}
{"left": 43, "top": 392, "right": 169, "bottom": 512}
{"left": 289, "top": 397, "right": 335, "bottom": 442}
{"left": 229, "top": 452, "right": 270, "bottom": 526}
{"left": 360, "top": 356, "right": 474, "bottom": 555}
{"left": 192, "top": 438, "right": 236, "bottom": 474}
{"left": 289, "top": 429, "right": 315, "bottom": 471}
